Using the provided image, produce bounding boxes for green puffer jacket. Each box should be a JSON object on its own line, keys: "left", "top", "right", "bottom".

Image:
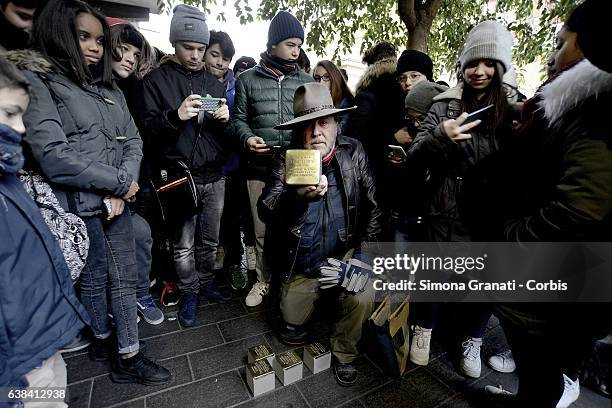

{"left": 231, "top": 65, "right": 313, "bottom": 177}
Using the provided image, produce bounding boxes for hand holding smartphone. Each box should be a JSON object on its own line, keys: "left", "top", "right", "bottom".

{"left": 462, "top": 104, "right": 494, "bottom": 125}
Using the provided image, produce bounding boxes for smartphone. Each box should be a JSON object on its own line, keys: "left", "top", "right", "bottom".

{"left": 462, "top": 104, "right": 494, "bottom": 125}
{"left": 388, "top": 145, "right": 407, "bottom": 160}
{"left": 199, "top": 96, "right": 223, "bottom": 112}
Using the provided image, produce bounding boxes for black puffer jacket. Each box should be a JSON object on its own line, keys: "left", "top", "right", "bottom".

{"left": 407, "top": 86, "right": 512, "bottom": 242}
{"left": 258, "top": 136, "right": 383, "bottom": 282}
{"left": 9, "top": 51, "right": 142, "bottom": 217}
{"left": 139, "top": 57, "right": 227, "bottom": 184}
{"left": 231, "top": 64, "right": 313, "bottom": 178}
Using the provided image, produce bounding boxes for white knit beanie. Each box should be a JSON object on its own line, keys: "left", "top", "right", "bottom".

{"left": 459, "top": 21, "right": 513, "bottom": 74}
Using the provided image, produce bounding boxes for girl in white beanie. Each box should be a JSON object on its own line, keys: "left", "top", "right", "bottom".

{"left": 404, "top": 20, "right": 516, "bottom": 379}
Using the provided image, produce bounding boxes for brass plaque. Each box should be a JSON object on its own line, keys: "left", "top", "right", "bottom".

{"left": 276, "top": 350, "right": 302, "bottom": 369}
{"left": 247, "top": 359, "right": 274, "bottom": 379}
{"left": 285, "top": 149, "right": 321, "bottom": 186}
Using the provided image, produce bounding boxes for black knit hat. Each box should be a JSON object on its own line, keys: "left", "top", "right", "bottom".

{"left": 397, "top": 49, "right": 434, "bottom": 81}
{"left": 233, "top": 56, "right": 256, "bottom": 74}
{"left": 267, "top": 11, "right": 304, "bottom": 50}
{"left": 576, "top": 0, "right": 612, "bottom": 73}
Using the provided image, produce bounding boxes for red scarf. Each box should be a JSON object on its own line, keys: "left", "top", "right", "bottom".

{"left": 322, "top": 145, "right": 336, "bottom": 164}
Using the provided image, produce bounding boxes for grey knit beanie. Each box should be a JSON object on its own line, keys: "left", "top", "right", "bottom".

{"left": 404, "top": 81, "right": 448, "bottom": 114}
{"left": 459, "top": 21, "right": 513, "bottom": 73}
{"left": 169, "top": 5, "right": 209, "bottom": 46}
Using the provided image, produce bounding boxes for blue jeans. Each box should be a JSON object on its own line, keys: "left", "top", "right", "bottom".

{"left": 80, "top": 210, "right": 139, "bottom": 354}
{"left": 174, "top": 178, "right": 225, "bottom": 294}
{"left": 131, "top": 211, "right": 153, "bottom": 299}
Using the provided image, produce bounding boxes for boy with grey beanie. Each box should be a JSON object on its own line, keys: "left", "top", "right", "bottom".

{"left": 140, "top": 4, "right": 233, "bottom": 327}
{"left": 169, "top": 4, "right": 209, "bottom": 46}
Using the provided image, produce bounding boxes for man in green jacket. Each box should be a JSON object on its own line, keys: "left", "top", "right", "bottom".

{"left": 231, "top": 11, "right": 312, "bottom": 307}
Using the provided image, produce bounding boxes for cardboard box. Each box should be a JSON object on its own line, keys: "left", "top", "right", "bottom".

{"left": 303, "top": 342, "right": 331, "bottom": 374}
{"left": 247, "top": 344, "right": 275, "bottom": 367}
{"left": 246, "top": 359, "right": 275, "bottom": 397}
{"left": 273, "top": 350, "right": 303, "bottom": 385}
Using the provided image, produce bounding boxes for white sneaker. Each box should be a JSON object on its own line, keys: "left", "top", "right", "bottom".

{"left": 556, "top": 374, "right": 580, "bottom": 408}
{"left": 245, "top": 281, "right": 269, "bottom": 307}
{"left": 488, "top": 350, "right": 516, "bottom": 373}
{"left": 410, "top": 325, "right": 432, "bottom": 366}
{"left": 460, "top": 337, "right": 482, "bottom": 378}
{"left": 245, "top": 246, "right": 257, "bottom": 271}
{"left": 214, "top": 246, "right": 226, "bottom": 270}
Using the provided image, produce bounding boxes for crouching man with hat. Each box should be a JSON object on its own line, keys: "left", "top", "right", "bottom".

{"left": 257, "top": 83, "right": 383, "bottom": 386}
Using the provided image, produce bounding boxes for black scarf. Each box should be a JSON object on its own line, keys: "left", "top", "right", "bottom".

{"left": 259, "top": 52, "right": 298, "bottom": 77}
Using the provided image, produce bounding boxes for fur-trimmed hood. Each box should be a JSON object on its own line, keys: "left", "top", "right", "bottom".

{"left": 538, "top": 59, "right": 612, "bottom": 125}
{"left": 5, "top": 49, "right": 52, "bottom": 74}
{"left": 355, "top": 57, "right": 397, "bottom": 93}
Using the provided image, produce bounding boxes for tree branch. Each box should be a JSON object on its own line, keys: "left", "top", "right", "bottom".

{"left": 398, "top": 0, "right": 417, "bottom": 29}
{"left": 423, "top": 0, "right": 443, "bottom": 19}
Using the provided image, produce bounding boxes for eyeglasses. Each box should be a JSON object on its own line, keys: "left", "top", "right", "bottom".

{"left": 403, "top": 114, "right": 424, "bottom": 128}
{"left": 398, "top": 72, "right": 425, "bottom": 84}
{"left": 314, "top": 74, "right": 330, "bottom": 82}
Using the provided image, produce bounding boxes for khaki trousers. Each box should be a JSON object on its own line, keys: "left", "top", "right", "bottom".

{"left": 280, "top": 273, "right": 374, "bottom": 363}
{"left": 246, "top": 179, "right": 269, "bottom": 283}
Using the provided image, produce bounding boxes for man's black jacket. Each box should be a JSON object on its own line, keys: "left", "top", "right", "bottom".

{"left": 258, "top": 135, "right": 383, "bottom": 282}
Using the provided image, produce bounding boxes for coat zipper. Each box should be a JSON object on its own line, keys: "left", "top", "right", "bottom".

{"left": 277, "top": 76, "right": 284, "bottom": 146}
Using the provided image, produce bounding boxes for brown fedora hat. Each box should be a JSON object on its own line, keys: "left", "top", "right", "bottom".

{"left": 275, "top": 82, "right": 356, "bottom": 130}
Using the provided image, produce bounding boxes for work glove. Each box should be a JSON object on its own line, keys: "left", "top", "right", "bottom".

{"left": 318, "top": 256, "right": 372, "bottom": 292}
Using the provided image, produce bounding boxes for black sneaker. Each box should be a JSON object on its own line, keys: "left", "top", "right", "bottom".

{"left": 88, "top": 336, "right": 114, "bottom": 361}
{"left": 111, "top": 353, "right": 171, "bottom": 385}
{"left": 277, "top": 322, "right": 308, "bottom": 346}
{"left": 200, "top": 282, "right": 231, "bottom": 303}
{"left": 334, "top": 362, "right": 358, "bottom": 386}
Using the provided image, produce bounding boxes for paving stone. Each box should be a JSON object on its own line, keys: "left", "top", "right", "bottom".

{"left": 188, "top": 300, "right": 248, "bottom": 328}
{"left": 145, "top": 324, "right": 224, "bottom": 359}
{"left": 297, "top": 357, "right": 389, "bottom": 408}
{"left": 361, "top": 367, "right": 455, "bottom": 408}
{"left": 338, "top": 400, "right": 366, "bottom": 408}
{"left": 437, "top": 394, "right": 483, "bottom": 408}
{"left": 147, "top": 370, "right": 249, "bottom": 408}
{"left": 425, "top": 349, "right": 492, "bottom": 393}
{"left": 113, "top": 399, "right": 146, "bottom": 408}
{"left": 217, "top": 311, "right": 273, "bottom": 342}
{"left": 573, "top": 386, "right": 611, "bottom": 408}
{"left": 234, "top": 385, "right": 309, "bottom": 408}
{"left": 89, "top": 355, "right": 191, "bottom": 408}
{"left": 138, "top": 317, "right": 181, "bottom": 340}
{"left": 66, "top": 353, "right": 112, "bottom": 384}
{"left": 190, "top": 335, "right": 266, "bottom": 379}
{"left": 66, "top": 380, "right": 92, "bottom": 408}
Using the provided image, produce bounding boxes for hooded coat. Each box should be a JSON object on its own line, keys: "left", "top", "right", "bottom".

{"left": 344, "top": 58, "right": 405, "bottom": 214}
{"left": 0, "top": 124, "right": 90, "bottom": 388}
{"left": 462, "top": 60, "right": 612, "bottom": 242}
{"left": 139, "top": 56, "right": 227, "bottom": 184}
{"left": 7, "top": 50, "right": 143, "bottom": 217}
